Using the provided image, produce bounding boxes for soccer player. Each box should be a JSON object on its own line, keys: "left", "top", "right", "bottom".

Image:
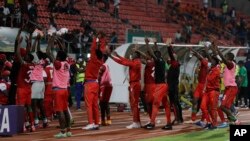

{"left": 44, "top": 58, "right": 54, "bottom": 121}
{"left": 187, "top": 47, "right": 209, "bottom": 123}
{"left": 110, "top": 48, "right": 142, "bottom": 129}
{"left": 143, "top": 38, "right": 172, "bottom": 130}
{"left": 16, "top": 35, "right": 35, "bottom": 132}
{"left": 212, "top": 45, "right": 240, "bottom": 127}
{"left": 167, "top": 40, "right": 183, "bottom": 124}
{"left": 98, "top": 54, "right": 113, "bottom": 126}
{"left": 200, "top": 55, "right": 221, "bottom": 129}
{"left": 30, "top": 34, "right": 48, "bottom": 128}
{"left": 82, "top": 31, "right": 107, "bottom": 130}
{"left": 46, "top": 35, "right": 72, "bottom": 138}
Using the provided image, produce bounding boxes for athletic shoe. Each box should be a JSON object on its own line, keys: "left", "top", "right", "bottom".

{"left": 106, "top": 120, "right": 112, "bottom": 125}
{"left": 195, "top": 121, "right": 206, "bottom": 128}
{"left": 143, "top": 123, "right": 155, "bottom": 130}
{"left": 66, "top": 132, "right": 72, "bottom": 137}
{"left": 43, "top": 122, "right": 48, "bottom": 128}
{"left": 162, "top": 124, "right": 173, "bottom": 130}
{"left": 54, "top": 132, "right": 67, "bottom": 138}
{"left": 217, "top": 122, "right": 228, "bottom": 128}
{"left": 126, "top": 122, "right": 141, "bottom": 129}
{"left": 30, "top": 125, "right": 36, "bottom": 132}
{"left": 204, "top": 123, "right": 217, "bottom": 130}
{"left": 94, "top": 124, "right": 100, "bottom": 130}
{"left": 82, "top": 124, "right": 99, "bottom": 130}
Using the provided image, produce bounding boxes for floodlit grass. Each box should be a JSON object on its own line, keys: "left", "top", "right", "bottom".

{"left": 138, "top": 128, "right": 229, "bottom": 141}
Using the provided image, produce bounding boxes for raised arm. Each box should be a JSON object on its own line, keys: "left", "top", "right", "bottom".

{"left": 211, "top": 43, "right": 231, "bottom": 67}
{"left": 46, "top": 35, "right": 55, "bottom": 62}
{"left": 110, "top": 52, "right": 134, "bottom": 67}
{"left": 189, "top": 47, "right": 204, "bottom": 60}
{"left": 16, "top": 36, "right": 24, "bottom": 64}
{"left": 166, "top": 38, "right": 175, "bottom": 61}
{"left": 145, "top": 38, "right": 157, "bottom": 60}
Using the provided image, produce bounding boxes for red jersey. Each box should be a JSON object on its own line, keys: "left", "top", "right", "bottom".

{"left": 144, "top": 60, "right": 155, "bottom": 84}
{"left": 17, "top": 63, "right": 34, "bottom": 88}
{"left": 198, "top": 59, "right": 208, "bottom": 84}
{"left": 113, "top": 56, "right": 141, "bottom": 83}
{"left": 85, "top": 37, "right": 106, "bottom": 80}
{"left": 206, "top": 65, "right": 220, "bottom": 92}
{"left": 45, "top": 64, "right": 53, "bottom": 94}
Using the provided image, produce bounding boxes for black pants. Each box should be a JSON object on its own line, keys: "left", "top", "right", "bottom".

{"left": 140, "top": 91, "right": 148, "bottom": 113}
{"left": 237, "top": 87, "right": 248, "bottom": 107}
{"left": 169, "top": 85, "right": 183, "bottom": 122}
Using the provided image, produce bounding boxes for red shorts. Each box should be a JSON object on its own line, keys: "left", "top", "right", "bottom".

{"left": 99, "top": 85, "right": 113, "bottom": 102}
{"left": 193, "top": 83, "right": 205, "bottom": 99}
{"left": 144, "top": 83, "right": 156, "bottom": 103}
{"left": 54, "top": 89, "right": 69, "bottom": 112}
{"left": 221, "top": 86, "right": 238, "bottom": 109}
{"left": 16, "top": 87, "right": 31, "bottom": 106}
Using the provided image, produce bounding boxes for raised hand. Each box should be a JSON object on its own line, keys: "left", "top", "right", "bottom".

{"left": 165, "top": 38, "right": 172, "bottom": 46}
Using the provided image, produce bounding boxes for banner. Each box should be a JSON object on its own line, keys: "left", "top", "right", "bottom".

{"left": 0, "top": 105, "right": 25, "bottom": 135}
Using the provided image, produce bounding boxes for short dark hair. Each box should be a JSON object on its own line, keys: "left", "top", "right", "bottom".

{"left": 227, "top": 52, "right": 235, "bottom": 61}
{"left": 57, "top": 50, "right": 67, "bottom": 61}
{"left": 238, "top": 60, "right": 244, "bottom": 65}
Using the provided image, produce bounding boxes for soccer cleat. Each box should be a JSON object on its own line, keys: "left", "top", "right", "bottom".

{"left": 217, "top": 122, "right": 228, "bottom": 128}
{"left": 143, "top": 123, "right": 155, "bottom": 130}
{"left": 126, "top": 122, "right": 141, "bottom": 129}
{"left": 66, "top": 132, "right": 72, "bottom": 137}
{"left": 54, "top": 132, "right": 67, "bottom": 138}
{"left": 162, "top": 124, "right": 173, "bottom": 130}
{"left": 101, "top": 120, "right": 106, "bottom": 126}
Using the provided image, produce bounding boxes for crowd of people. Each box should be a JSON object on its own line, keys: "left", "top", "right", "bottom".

{"left": 1, "top": 23, "right": 250, "bottom": 138}
{"left": 1, "top": 0, "right": 250, "bottom": 139}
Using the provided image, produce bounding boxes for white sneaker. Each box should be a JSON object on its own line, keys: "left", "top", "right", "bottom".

{"left": 82, "top": 123, "right": 99, "bottom": 130}
{"left": 82, "top": 123, "right": 95, "bottom": 130}
{"left": 126, "top": 122, "right": 141, "bottom": 129}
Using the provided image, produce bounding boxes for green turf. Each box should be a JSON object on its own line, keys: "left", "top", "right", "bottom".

{"left": 138, "top": 128, "right": 229, "bottom": 141}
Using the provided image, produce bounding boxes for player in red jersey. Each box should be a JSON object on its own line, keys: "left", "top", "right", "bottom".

{"left": 200, "top": 55, "right": 220, "bottom": 129}
{"left": 187, "top": 47, "right": 209, "bottom": 124}
{"left": 82, "top": 32, "right": 107, "bottom": 130}
{"left": 16, "top": 35, "right": 35, "bottom": 132}
{"left": 44, "top": 58, "right": 54, "bottom": 121}
{"left": 98, "top": 54, "right": 113, "bottom": 126}
{"left": 46, "top": 35, "right": 72, "bottom": 138}
{"left": 142, "top": 38, "right": 172, "bottom": 130}
{"left": 110, "top": 48, "right": 142, "bottom": 129}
